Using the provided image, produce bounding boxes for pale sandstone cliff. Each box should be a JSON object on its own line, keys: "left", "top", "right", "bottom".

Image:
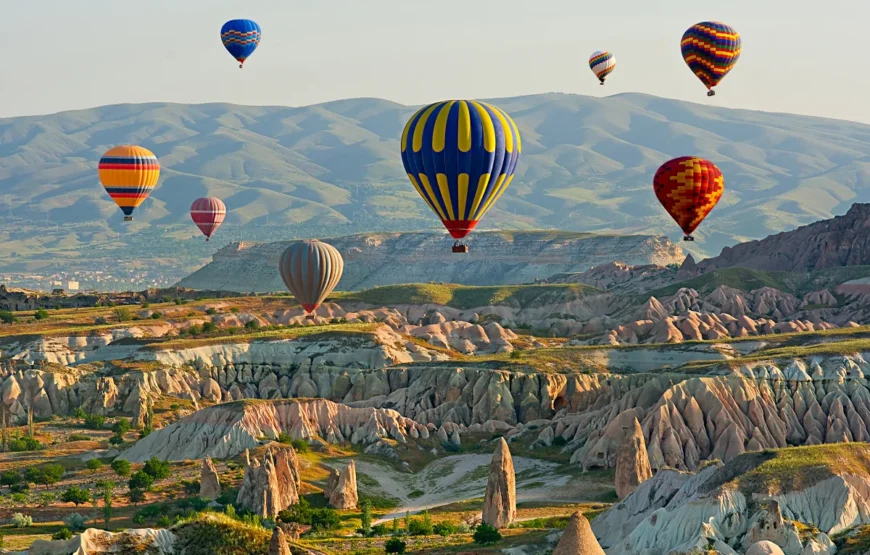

{"left": 177, "top": 231, "right": 685, "bottom": 293}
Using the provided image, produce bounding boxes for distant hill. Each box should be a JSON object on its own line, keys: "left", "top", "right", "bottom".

{"left": 3, "top": 92, "right": 870, "bottom": 281}
{"left": 177, "top": 230, "right": 684, "bottom": 292}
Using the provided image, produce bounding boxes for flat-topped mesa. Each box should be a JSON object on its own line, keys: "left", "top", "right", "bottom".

{"left": 178, "top": 231, "right": 684, "bottom": 293}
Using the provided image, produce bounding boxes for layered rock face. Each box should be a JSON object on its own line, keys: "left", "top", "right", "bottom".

{"left": 199, "top": 456, "right": 221, "bottom": 500}
{"left": 325, "top": 460, "right": 358, "bottom": 510}
{"left": 121, "top": 398, "right": 429, "bottom": 462}
{"left": 235, "top": 447, "right": 300, "bottom": 519}
{"left": 689, "top": 203, "right": 870, "bottom": 274}
{"left": 269, "top": 526, "right": 291, "bottom": 555}
{"left": 614, "top": 418, "right": 652, "bottom": 499}
{"left": 25, "top": 527, "right": 175, "bottom": 554}
{"left": 178, "top": 231, "right": 685, "bottom": 293}
{"left": 482, "top": 438, "right": 516, "bottom": 528}
{"left": 553, "top": 512, "right": 605, "bottom": 555}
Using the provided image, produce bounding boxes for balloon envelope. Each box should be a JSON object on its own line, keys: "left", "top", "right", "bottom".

{"left": 681, "top": 22, "right": 741, "bottom": 93}
{"left": 653, "top": 156, "right": 724, "bottom": 237}
{"left": 589, "top": 51, "right": 616, "bottom": 83}
{"left": 220, "top": 19, "right": 261, "bottom": 66}
{"left": 278, "top": 240, "right": 344, "bottom": 314}
{"left": 401, "top": 100, "right": 522, "bottom": 240}
{"left": 98, "top": 145, "right": 160, "bottom": 221}
{"left": 190, "top": 197, "right": 227, "bottom": 240}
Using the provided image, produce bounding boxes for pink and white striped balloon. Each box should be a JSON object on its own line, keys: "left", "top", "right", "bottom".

{"left": 190, "top": 197, "right": 227, "bottom": 241}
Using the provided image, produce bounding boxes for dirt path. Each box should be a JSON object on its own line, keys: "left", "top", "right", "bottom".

{"left": 343, "top": 454, "right": 592, "bottom": 524}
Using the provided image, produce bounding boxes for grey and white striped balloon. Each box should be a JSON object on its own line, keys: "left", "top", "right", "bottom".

{"left": 278, "top": 240, "right": 344, "bottom": 314}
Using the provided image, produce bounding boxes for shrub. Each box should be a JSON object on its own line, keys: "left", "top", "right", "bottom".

{"left": 10, "top": 492, "right": 27, "bottom": 504}
{"left": 182, "top": 480, "right": 199, "bottom": 495}
{"left": 202, "top": 322, "right": 217, "bottom": 333}
{"left": 141, "top": 302, "right": 151, "bottom": 308}
{"left": 112, "top": 419, "right": 132, "bottom": 435}
{"left": 111, "top": 459, "right": 132, "bottom": 477}
{"left": 52, "top": 527, "right": 73, "bottom": 540}
{"left": 205, "top": 308, "right": 217, "bottom": 315}
{"left": 230, "top": 307, "right": 240, "bottom": 313}
{"left": 371, "top": 523, "right": 389, "bottom": 536}
{"left": 61, "top": 486, "right": 90, "bottom": 507}
{"left": 94, "top": 316, "right": 108, "bottom": 325}
{"left": 151, "top": 311, "right": 162, "bottom": 319}
{"left": 109, "top": 434, "right": 124, "bottom": 445}
{"left": 86, "top": 459, "right": 103, "bottom": 472}
{"left": 9, "top": 436, "right": 41, "bottom": 452}
{"left": 408, "top": 490, "right": 424, "bottom": 499}
{"left": 277, "top": 432, "right": 292, "bottom": 444}
{"left": 72, "top": 407, "right": 86, "bottom": 419}
{"left": 83, "top": 413, "right": 106, "bottom": 429}
{"left": 244, "top": 320, "right": 260, "bottom": 330}
{"left": 11, "top": 513, "right": 32, "bottom": 528}
{"left": 277, "top": 498, "right": 340, "bottom": 532}
{"left": 64, "top": 512, "right": 87, "bottom": 532}
{"left": 290, "top": 439, "right": 309, "bottom": 453}
{"left": 33, "top": 309, "right": 49, "bottom": 320}
{"left": 25, "top": 463, "right": 63, "bottom": 487}
{"left": 37, "top": 492, "right": 56, "bottom": 508}
{"left": 473, "top": 523, "right": 502, "bottom": 544}
{"left": 142, "top": 457, "right": 170, "bottom": 481}
{"left": 441, "top": 442, "right": 462, "bottom": 453}
{"left": 0, "top": 311, "right": 16, "bottom": 324}
{"left": 187, "top": 324, "right": 202, "bottom": 336}
{"left": 0, "top": 470, "right": 21, "bottom": 487}
{"left": 156, "top": 514, "right": 172, "bottom": 527}
{"left": 67, "top": 433, "right": 90, "bottom": 442}
{"left": 407, "top": 510, "right": 433, "bottom": 536}
{"left": 129, "top": 471, "right": 154, "bottom": 491}
{"left": 552, "top": 436, "right": 568, "bottom": 447}
{"left": 128, "top": 488, "right": 146, "bottom": 504}
{"left": 384, "top": 538, "right": 406, "bottom": 553}
{"left": 434, "top": 522, "right": 456, "bottom": 537}
{"left": 113, "top": 307, "right": 132, "bottom": 322}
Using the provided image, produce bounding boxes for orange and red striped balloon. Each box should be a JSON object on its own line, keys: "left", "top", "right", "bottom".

{"left": 98, "top": 145, "right": 160, "bottom": 222}
{"left": 190, "top": 197, "right": 227, "bottom": 241}
{"left": 653, "top": 156, "right": 724, "bottom": 239}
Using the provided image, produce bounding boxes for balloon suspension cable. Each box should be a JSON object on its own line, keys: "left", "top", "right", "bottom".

{"left": 600, "top": 80, "right": 605, "bottom": 86}
{"left": 707, "top": 90, "right": 716, "bottom": 97}
{"left": 683, "top": 235, "right": 695, "bottom": 242}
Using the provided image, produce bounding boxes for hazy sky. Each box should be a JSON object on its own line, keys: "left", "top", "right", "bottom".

{"left": 2, "top": 0, "right": 864, "bottom": 122}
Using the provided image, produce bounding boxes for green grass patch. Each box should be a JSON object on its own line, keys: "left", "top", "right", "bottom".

{"left": 338, "top": 283, "right": 601, "bottom": 310}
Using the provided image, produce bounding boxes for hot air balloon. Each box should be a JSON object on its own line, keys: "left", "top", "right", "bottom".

{"left": 653, "top": 156, "right": 723, "bottom": 241}
{"left": 681, "top": 21, "right": 741, "bottom": 97}
{"left": 278, "top": 240, "right": 344, "bottom": 316}
{"left": 220, "top": 19, "right": 261, "bottom": 68}
{"left": 98, "top": 146, "right": 160, "bottom": 222}
{"left": 589, "top": 51, "right": 616, "bottom": 85}
{"left": 190, "top": 197, "right": 227, "bottom": 241}
{"left": 401, "top": 100, "right": 521, "bottom": 253}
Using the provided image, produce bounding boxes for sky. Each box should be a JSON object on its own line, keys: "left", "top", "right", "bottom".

{"left": 1, "top": 0, "right": 866, "bottom": 123}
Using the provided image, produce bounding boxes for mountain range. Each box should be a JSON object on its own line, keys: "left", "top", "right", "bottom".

{"left": 3, "top": 92, "right": 870, "bottom": 280}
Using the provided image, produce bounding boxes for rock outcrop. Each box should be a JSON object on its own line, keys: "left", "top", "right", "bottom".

{"left": 199, "top": 456, "right": 221, "bottom": 501}
{"left": 693, "top": 203, "right": 870, "bottom": 274}
{"left": 614, "top": 418, "right": 652, "bottom": 499}
{"left": 121, "top": 399, "right": 429, "bottom": 462}
{"left": 235, "top": 448, "right": 299, "bottom": 519}
{"left": 746, "top": 541, "right": 786, "bottom": 555}
{"left": 553, "top": 512, "right": 605, "bottom": 555}
{"left": 325, "top": 460, "right": 358, "bottom": 510}
{"left": 482, "top": 438, "right": 516, "bottom": 528}
{"left": 25, "top": 527, "right": 174, "bottom": 554}
{"left": 269, "top": 526, "right": 291, "bottom": 555}
{"left": 179, "top": 231, "right": 685, "bottom": 293}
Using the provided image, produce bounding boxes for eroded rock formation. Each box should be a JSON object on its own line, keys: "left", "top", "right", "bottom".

{"left": 325, "top": 460, "right": 358, "bottom": 510}
{"left": 199, "top": 456, "right": 221, "bottom": 501}
{"left": 235, "top": 448, "right": 300, "bottom": 519}
{"left": 482, "top": 438, "right": 516, "bottom": 528}
{"left": 614, "top": 418, "right": 652, "bottom": 499}
{"left": 553, "top": 511, "right": 605, "bottom": 555}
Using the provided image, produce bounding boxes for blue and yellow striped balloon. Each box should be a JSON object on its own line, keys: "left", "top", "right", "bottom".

{"left": 401, "top": 100, "right": 521, "bottom": 239}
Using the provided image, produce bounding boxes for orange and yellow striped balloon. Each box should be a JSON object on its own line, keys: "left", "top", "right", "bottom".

{"left": 98, "top": 145, "right": 160, "bottom": 221}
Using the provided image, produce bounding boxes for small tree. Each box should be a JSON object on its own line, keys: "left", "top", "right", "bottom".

{"left": 25, "top": 464, "right": 63, "bottom": 488}
{"left": 52, "top": 528, "right": 73, "bottom": 541}
{"left": 384, "top": 538, "right": 406, "bottom": 553}
{"left": 142, "top": 458, "right": 170, "bottom": 481}
{"left": 38, "top": 492, "right": 56, "bottom": 508}
{"left": 0, "top": 469, "right": 21, "bottom": 487}
{"left": 11, "top": 513, "right": 32, "bottom": 528}
{"left": 0, "top": 311, "right": 16, "bottom": 324}
{"left": 102, "top": 482, "right": 115, "bottom": 529}
{"left": 360, "top": 499, "right": 372, "bottom": 536}
{"left": 128, "top": 471, "right": 154, "bottom": 491}
{"left": 61, "top": 486, "right": 91, "bottom": 507}
{"left": 33, "top": 309, "right": 49, "bottom": 320}
{"left": 111, "top": 459, "right": 132, "bottom": 478}
{"left": 83, "top": 413, "right": 106, "bottom": 429}
{"left": 473, "top": 523, "right": 502, "bottom": 544}
{"left": 112, "top": 419, "right": 131, "bottom": 435}
{"left": 128, "top": 488, "right": 145, "bottom": 505}
{"left": 391, "top": 518, "right": 400, "bottom": 536}
{"left": 86, "top": 459, "right": 103, "bottom": 473}
{"left": 64, "top": 512, "right": 87, "bottom": 532}
{"left": 113, "top": 307, "right": 133, "bottom": 322}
